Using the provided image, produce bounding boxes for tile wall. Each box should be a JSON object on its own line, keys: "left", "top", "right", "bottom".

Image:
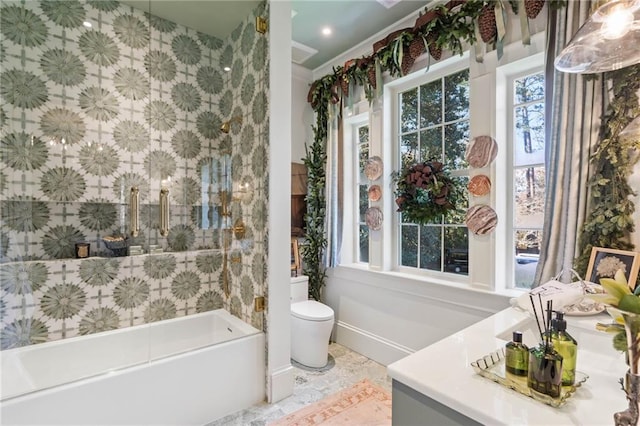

{"left": 0, "top": 0, "right": 268, "bottom": 349}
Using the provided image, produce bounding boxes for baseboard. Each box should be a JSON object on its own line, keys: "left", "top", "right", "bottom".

{"left": 268, "top": 364, "right": 294, "bottom": 403}
{"left": 333, "top": 321, "right": 414, "bottom": 366}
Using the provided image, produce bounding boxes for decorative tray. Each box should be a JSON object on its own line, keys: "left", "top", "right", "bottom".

{"left": 470, "top": 348, "right": 588, "bottom": 407}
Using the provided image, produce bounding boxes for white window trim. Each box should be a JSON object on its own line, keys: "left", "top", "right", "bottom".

{"left": 384, "top": 53, "right": 471, "bottom": 285}
{"left": 495, "top": 52, "right": 545, "bottom": 291}
{"left": 342, "top": 108, "right": 369, "bottom": 266}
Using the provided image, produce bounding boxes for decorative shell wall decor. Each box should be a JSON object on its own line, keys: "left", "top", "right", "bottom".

{"left": 465, "top": 204, "right": 498, "bottom": 235}
{"left": 365, "top": 156, "right": 383, "bottom": 181}
{"left": 468, "top": 174, "right": 491, "bottom": 197}
{"left": 365, "top": 207, "right": 383, "bottom": 231}
{"left": 465, "top": 135, "right": 498, "bottom": 168}
{"left": 368, "top": 184, "right": 382, "bottom": 201}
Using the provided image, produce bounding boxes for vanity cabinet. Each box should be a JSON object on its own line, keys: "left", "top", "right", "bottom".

{"left": 388, "top": 307, "right": 627, "bottom": 425}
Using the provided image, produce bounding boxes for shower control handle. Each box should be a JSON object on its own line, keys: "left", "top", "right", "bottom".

{"left": 160, "top": 188, "right": 169, "bottom": 237}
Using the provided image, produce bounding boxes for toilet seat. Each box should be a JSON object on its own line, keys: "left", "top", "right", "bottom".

{"left": 291, "top": 300, "right": 333, "bottom": 321}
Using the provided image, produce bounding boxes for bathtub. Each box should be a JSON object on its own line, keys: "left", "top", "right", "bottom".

{"left": 0, "top": 309, "right": 265, "bottom": 425}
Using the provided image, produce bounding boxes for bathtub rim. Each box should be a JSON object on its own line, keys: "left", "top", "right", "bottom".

{"left": 1, "top": 309, "right": 261, "bottom": 402}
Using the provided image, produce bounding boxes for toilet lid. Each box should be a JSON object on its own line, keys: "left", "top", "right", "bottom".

{"left": 291, "top": 300, "right": 334, "bottom": 321}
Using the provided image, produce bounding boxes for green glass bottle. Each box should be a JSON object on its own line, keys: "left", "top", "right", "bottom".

{"left": 505, "top": 331, "right": 529, "bottom": 376}
{"left": 527, "top": 343, "right": 563, "bottom": 398}
{"left": 551, "top": 311, "right": 577, "bottom": 386}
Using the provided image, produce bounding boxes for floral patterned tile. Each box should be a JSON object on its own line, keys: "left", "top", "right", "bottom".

{"left": 1, "top": 0, "right": 268, "bottom": 347}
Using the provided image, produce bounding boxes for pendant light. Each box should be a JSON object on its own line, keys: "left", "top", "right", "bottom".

{"left": 554, "top": 0, "right": 640, "bottom": 73}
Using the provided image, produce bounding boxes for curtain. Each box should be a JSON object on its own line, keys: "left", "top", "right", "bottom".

{"left": 534, "top": 1, "right": 603, "bottom": 285}
{"left": 324, "top": 102, "right": 343, "bottom": 267}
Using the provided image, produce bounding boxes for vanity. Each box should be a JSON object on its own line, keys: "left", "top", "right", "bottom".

{"left": 388, "top": 307, "right": 627, "bottom": 425}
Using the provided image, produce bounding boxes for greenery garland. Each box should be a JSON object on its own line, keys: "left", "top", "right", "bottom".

{"left": 302, "top": 83, "right": 331, "bottom": 301}
{"left": 575, "top": 64, "right": 640, "bottom": 287}
{"left": 393, "top": 161, "right": 462, "bottom": 225}
{"left": 306, "top": 1, "right": 568, "bottom": 107}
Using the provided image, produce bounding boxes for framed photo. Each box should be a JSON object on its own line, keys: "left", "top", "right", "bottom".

{"left": 586, "top": 247, "right": 640, "bottom": 289}
{"left": 291, "top": 238, "right": 300, "bottom": 274}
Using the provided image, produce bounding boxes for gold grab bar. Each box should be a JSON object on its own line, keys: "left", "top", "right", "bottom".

{"left": 130, "top": 186, "right": 139, "bottom": 237}
{"left": 219, "top": 190, "right": 231, "bottom": 217}
{"left": 160, "top": 188, "right": 169, "bottom": 237}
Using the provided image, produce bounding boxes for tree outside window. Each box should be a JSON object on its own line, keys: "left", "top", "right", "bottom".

{"left": 512, "top": 72, "right": 545, "bottom": 289}
{"left": 357, "top": 125, "right": 370, "bottom": 263}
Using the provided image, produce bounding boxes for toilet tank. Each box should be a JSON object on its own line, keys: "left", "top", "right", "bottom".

{"left": 290, "top": 276, "right": 309, "bottom": 303}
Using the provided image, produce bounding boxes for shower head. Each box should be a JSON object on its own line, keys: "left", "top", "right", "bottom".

{"left": 220, "top": 116, "right": 243, "bottom": 134}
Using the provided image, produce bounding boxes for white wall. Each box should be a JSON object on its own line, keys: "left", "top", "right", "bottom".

{"left": 325, "top": 267, "right": 511, "bottom": 365}
{"left": 268, "top": 0, "right": 293, "bottom": 404}
{"left": 291, "top": 64, "right": 314, "bottom": 163}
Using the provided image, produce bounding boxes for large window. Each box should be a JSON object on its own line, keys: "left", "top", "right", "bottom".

{"left": 511, "top": 71, "right": 546, "bottom": 289}
{"left": 356, "top": 125, "right": 370, "bottom": 263}
{"left": 397, "top": 69, "right": 470, "bottom": 275}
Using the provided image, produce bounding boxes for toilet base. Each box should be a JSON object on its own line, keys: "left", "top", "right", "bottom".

{"left": 291, "top": 317, "right": 334, "bottom": 369}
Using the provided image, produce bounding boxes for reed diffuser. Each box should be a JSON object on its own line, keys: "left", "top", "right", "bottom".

{"left": 527, "top": 296, "right": 563, "bottom": 398}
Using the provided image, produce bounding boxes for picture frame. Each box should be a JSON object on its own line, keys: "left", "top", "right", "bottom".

{"left": 585, "top": 247, "right": 640, "bottom": 289}
{"left": 291, "top": 238, "right": 300, "bottom": 275}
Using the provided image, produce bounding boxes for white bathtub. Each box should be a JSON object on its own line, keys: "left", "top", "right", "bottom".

{"left": 0, "top": 309, "right": 265, "bottom": 425}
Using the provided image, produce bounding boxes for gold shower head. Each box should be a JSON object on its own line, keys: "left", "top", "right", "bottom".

{"left": 220, "top": 116, "right": 243, "bottom": 134}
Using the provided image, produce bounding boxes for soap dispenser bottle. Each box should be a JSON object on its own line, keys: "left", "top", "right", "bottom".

{"left": 505, "top": 331, "right": 529, "bottom": 377}
{"left": 551, "top": 311, "right": 577, "bottom": 386}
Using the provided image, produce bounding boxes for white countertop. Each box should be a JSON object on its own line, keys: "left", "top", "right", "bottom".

{"left": 388, "top": 307, "right": 628, "bottom": 425}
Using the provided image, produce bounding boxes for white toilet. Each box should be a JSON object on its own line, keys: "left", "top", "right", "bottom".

{"left": 290, "top": 275, "right": 334, "bottom": 368}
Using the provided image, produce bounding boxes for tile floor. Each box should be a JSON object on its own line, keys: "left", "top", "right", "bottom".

{"left": 208, "top": 343, "right": 391, "bottom": 425}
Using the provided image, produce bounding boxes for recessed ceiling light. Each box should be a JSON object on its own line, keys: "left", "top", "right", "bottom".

{"left": 291, "top": 9, "right": 297, "bottom": 18}
{"left": 83, "top": 21, "right": 92, "bottom": 28}
{"left": 223, "top": 66, "right": 231, "bottom": 72}
{"left": 376, "top": 0, "right": 402, "bottom": 8}
{"left": 321, "top": 27, "right": 332, "bottom": 36}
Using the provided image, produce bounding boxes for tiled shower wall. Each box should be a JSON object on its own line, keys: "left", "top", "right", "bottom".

{"left": 0, "top": 0, "right": 268, "bottom": 349}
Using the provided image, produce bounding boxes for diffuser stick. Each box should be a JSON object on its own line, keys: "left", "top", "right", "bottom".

{"left": 538, "top": 294, "right": 546, "bottom": 335}
{"left": 530, "top": 294, "right": 544, "bottom": 343}
{"left": 545, "top": 300, "right": 553, "bottom": 352}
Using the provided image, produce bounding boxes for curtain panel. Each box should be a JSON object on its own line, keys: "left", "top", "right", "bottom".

{"left": 534, "top": 1, "right": 603, "bottom": 285}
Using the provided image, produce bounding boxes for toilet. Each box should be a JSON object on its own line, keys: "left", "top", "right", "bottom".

{"left": 290, "top": 275, "right": 335, "bottom": 368}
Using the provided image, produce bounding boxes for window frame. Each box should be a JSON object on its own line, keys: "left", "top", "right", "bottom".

{"left": 342, "top": 110, "right": 370, "bottom": 266}
{"left": 386, "top": 55, "right": 471, "bottom": 284}
{"left": 337, "top": 33, "right": 547, "bottom": 294}
{"left": 505, "top": 64, "right": 546, "bottom": 289}
{"left": 355, "top": 122, "right": 371, "bottom": 264}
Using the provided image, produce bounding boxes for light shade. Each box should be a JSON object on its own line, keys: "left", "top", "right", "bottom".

{"left": 555, "top": 0, "right": 640, "bottom": 73}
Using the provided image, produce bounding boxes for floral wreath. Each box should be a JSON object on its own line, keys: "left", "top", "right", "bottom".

{"left": 393, "top": 160, "right": 460, "bottom": 225}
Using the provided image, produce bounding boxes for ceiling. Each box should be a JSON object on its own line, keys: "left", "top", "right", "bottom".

{"left": 119, "top": 1, "right": 261, "bottom": 40}
{"left": 291, "top": 0, "right": 432, "bottom": 69}
{"left": 120, "top": 0, "right": 431, "bottom": 70}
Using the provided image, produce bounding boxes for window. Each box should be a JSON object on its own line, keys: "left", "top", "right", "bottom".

{"left": 356, "top": 125, "right": 370, "bottom": 263}
{"left": 511, "top": 71, "right": 546, "bottom": 289}
{"left": 397, "top": 69, "right": 470, "bottom": 275}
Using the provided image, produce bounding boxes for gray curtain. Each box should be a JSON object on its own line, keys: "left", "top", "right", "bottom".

{"left": 534, "top": 1, "right": 603, "bottom": 285}
{"left": 324, "top": 102, "right": 343, "bottom": 267}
